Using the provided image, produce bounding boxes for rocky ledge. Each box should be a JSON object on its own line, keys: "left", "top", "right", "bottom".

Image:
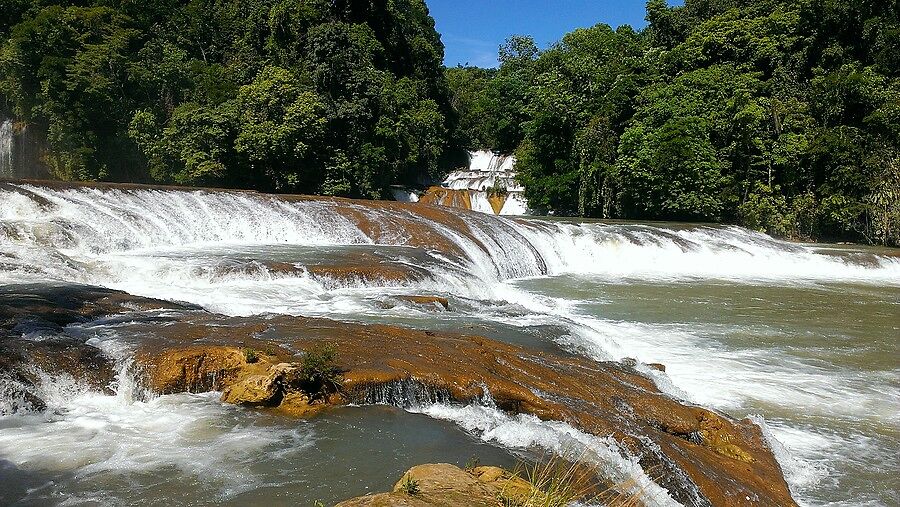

{"left": 335, "top": 463, "right": 535, "bottom": 507}
{"left": 0, "top": 284, "right": 797, "bottom": 506}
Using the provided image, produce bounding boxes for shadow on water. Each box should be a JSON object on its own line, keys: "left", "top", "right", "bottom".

{"left": 0, "top": 459, "right": 78, "bottom": 506}
{"left": 0, "top": 404, "right": 521, "bottom": 507}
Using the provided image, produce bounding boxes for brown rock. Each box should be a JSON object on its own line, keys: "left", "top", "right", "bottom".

{"left": 338, "top": 464, "right": 545, "bottom": 507}
{"left": 337, "top": 464, "right": 499, "bottom": 507}
{"left": 276, "top": 392, "right": 325, "bottom": 417}
{"left": 220, "top": 373, "right": 278, "bottom": 405}
{"left": 396, "top": 295, "right": 450, "bottom": 310}
{"left": 471, "top": 466, "right": 534, "bottom": 504}
{"left": 126, "top": 312, "right": 794, "bottom": 506}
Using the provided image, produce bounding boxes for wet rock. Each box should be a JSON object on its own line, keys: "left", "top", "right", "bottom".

{"left": 396, "top": 295, "right": 450, "bottom": 310}
{"left": 0, "top": 283, "right": 797, "bottom": 506}
{"left": 0, "top": 284, "right": 196, "bottom": 412}
{"left": 129, "top": 313, "right": 795, "bottom": 506}
{"left": 336, "top": 464, "right": 500, "bottom": 507}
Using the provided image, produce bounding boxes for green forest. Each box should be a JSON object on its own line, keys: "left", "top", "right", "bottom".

{"left": 1, "top": 0, "right": 898, "bottom": 245}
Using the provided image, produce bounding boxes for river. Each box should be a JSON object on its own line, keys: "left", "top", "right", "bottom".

{"left": 0, "top": 182, "right": 897, "bottom": 506}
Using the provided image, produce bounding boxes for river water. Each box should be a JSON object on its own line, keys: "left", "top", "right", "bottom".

{"left": 0, "top": 183, "right": 898, "bottom": 506}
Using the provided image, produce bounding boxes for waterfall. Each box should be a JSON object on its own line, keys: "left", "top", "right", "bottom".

{"left": 1, "top": 182, "right": 898, "bottom": 291}
{"left": 420, "top": 150, "right": 529, "bottom": 215}
{"left": 0, "top": 120, "right": 12, "bottom": 177}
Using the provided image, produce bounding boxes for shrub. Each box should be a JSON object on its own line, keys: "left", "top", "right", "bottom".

{"left": 297, "top": 344, "right": 342, "bottom": 398}
{"left": 399, "top": 474, "right": 420, "bottom": 495}
{"left": 737, "top": 183, "right": 792, "bottom": 237}
{"left": 243, "top": 348, "right": 259, "bottom": 364}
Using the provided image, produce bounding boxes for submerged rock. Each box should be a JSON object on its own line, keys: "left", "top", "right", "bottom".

{"left": 395, "top": 295, "right": 450, "bottom": 310}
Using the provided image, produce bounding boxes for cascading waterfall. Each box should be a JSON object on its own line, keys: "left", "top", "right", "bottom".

{"left": 0, "top": 120, "right": 13, "bottom": 177}
{"left": 2, "top": 183, "right": 898, "bottom": 289}
{"left": 420, "top": 150, "right": 530, "bottom": 215}
{"left": 2, "top": 182, "right": 899, "bottom": 506}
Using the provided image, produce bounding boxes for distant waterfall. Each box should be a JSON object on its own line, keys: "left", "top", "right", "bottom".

{"left": 0, "top": 120, "right": 12, "bottom": 177}
{"left": 419, "top": 150, "right": 530, "bottom": 215}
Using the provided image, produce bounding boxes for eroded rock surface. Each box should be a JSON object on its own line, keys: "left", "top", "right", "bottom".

{"left": 0, "top": 284, "right": 194, "bottom": 411}
{"left": 0, "top": 284, "right": 797, "bottom": 506}
{"left": 336, "top": 463, "right": 521, "bottom": 507}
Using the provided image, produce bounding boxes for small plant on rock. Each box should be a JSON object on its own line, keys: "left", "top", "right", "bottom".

{"left": 297, "top": 343, "right": 342, "bottom": 399}
{"left": 399, "top": 474, "right": 420, "bottom": 496}
{"left": 465, "top": 455, "right": 481, "bottom": 472}
{"left": 502, "top": 452, "right": 653, "bottom": 507}
{"left": 243, "top": 348, "right": 259, "bottom": 364}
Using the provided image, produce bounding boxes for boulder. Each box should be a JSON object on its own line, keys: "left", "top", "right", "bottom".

{"left": 337, "top": 464, "right": 501, "bottom": 507}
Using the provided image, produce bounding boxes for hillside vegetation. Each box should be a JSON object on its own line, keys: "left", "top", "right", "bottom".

{"left": 449, "top": 0, "right": 899, "bottom": 245}
{"left": 0, "top": 0, "right": 461, "bottom": 197}
{"left": 2, "top": 0, "right": 898, "bottom": 245}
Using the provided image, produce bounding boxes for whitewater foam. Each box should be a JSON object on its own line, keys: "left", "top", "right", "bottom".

{"left": 417, "top": 403, "right": 683, "bottom": 507}
{"left": 2, "top": 182, "right": 898, "bottom": 506}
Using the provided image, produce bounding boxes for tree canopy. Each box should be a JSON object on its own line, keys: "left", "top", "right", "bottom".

{"left": 448, "top": 0, "right": 900, "bottom": 245}
{"left": 0, "top": 0, "right": 462, "bottom": 198}
{"left": 2, "top": 0, "right": 897, "bottom": 245}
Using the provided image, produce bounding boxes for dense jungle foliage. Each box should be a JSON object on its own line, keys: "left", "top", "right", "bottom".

{"left": 449, "top": 0, "right": 900, "bottom": 245}
{"left": 1, "top": 0, "right": 898, "bottom": 245}
{"left": 0, "top": 0, "right": 462, "bottom": 197}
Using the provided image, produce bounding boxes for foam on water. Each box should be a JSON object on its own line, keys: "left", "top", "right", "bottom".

{"left": 2, "top": 184, "right": 899, "bottom": 289}
{"left": 2, "top": 183, "right": 899, "bottom": 505}
{"left": 418, "top": 403, "right": 683, "bottom": 507}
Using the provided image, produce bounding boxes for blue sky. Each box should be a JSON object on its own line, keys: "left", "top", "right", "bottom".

{"left": 428, "top": 1, "right": 680, "bottom": 68}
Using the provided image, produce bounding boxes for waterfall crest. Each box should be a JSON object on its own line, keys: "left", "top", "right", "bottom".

{"left": 1, "top": 182, "right": 897, "bottom": 289}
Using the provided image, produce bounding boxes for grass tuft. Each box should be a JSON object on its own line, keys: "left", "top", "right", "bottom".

{"left": 499, "top": 453, "right": 656, "bottom": 507}
{"left": 399, "top": 474, "right": 420, "bottom": 496}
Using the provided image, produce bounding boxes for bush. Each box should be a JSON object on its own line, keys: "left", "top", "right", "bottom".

{"left": 399, "top": 474, "right": 420, "bottom": 495}
{"left": 297, "top": 344, "right": 342, "bottom": 399}
{"left": 737, "top": 183, "right": 792, "bottom": 238}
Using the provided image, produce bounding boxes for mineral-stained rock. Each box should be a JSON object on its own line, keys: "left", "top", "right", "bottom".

{"left": 1, "top": 284, "right": 797, "bottom": 506}
{"left": 336, "top": 464, "right": 500, "bottom": 507}
{"left": 128, "top": 312, "right": 795, "bottom": 506}
{"left": 221, "top": 373, "right": 279, "bottom": 405}
{"left": 395, "top": 295, "right": 450, "bottom": 310}
{"left": 336, "top": 463, "right": 547, "bottom": 507}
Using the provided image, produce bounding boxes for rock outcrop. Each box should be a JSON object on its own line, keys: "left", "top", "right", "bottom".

{"left": 1, "top": 284, "right": 798, "bottom": 506}
{"left": 126, "top": 313, "right": 794, "bottom": 506}
{"left": 335, "top": 463, "right": 533, "bottom": 507}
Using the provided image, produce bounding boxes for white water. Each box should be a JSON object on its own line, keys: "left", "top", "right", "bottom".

{"left": 417, "top": 402, "right": 683, "bottom": 506}
{"left": 2, "top": 183, "right": 899, "bottom": 505}
{"left": 2, "top": 184, "right": 898, "bottom": 288}
{"left": 435, "top": 149, "right": 529, "bottom": 215}
{"left": 0, "top": 120, "right": 12, "bottom": 177}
